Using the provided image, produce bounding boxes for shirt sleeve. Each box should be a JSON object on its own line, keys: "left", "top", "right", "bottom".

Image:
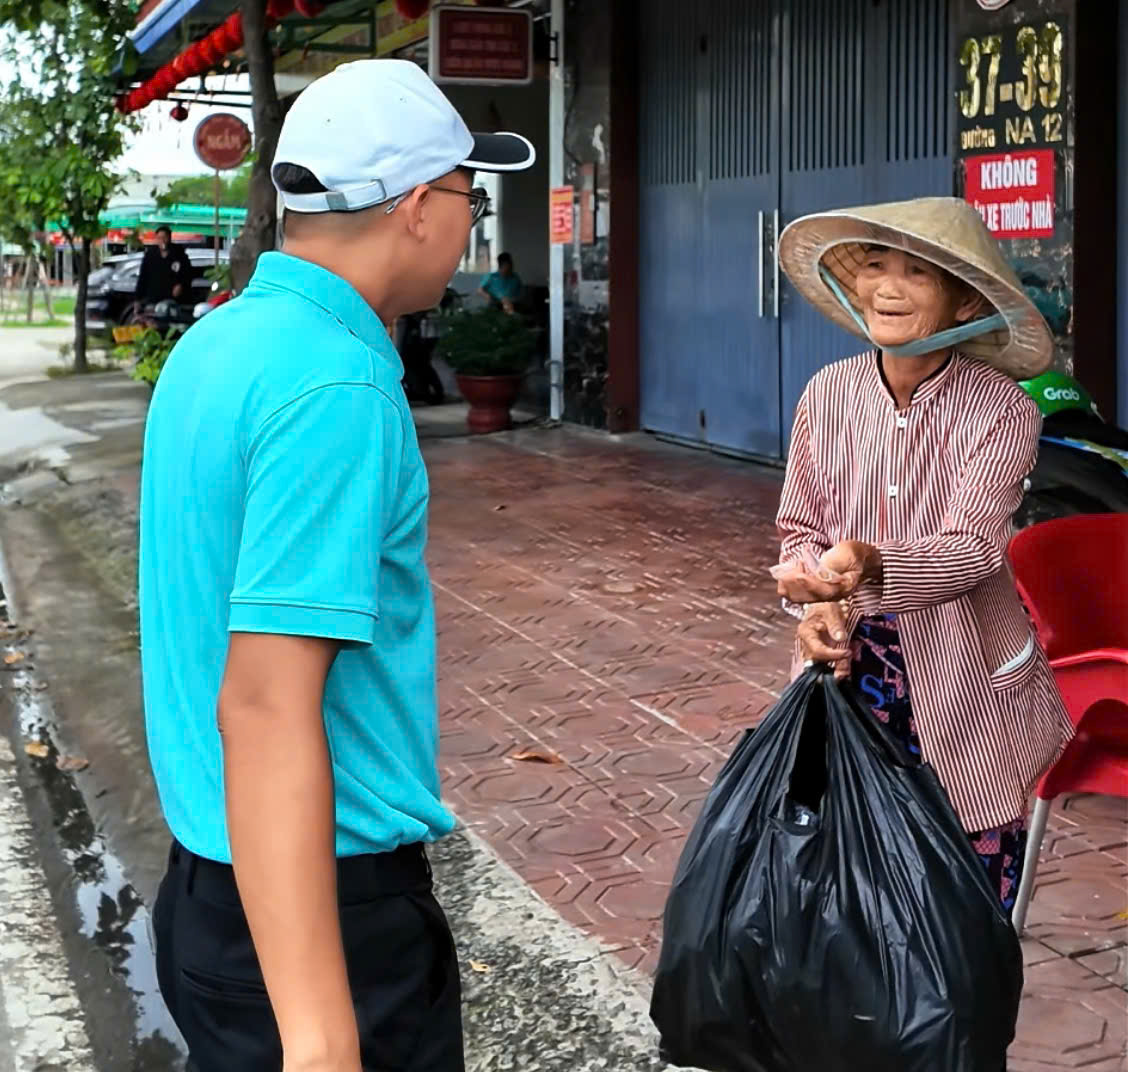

{"left": 776, "top": 387, "right": 832, "bottom": 619}
{"left": 876, "top": 396, "right": 1041, "bottom": 614}
{"left": 228, "top": 383, "right": 403, "bottom": 645}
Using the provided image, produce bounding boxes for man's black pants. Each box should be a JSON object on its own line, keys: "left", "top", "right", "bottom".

{"left": 152, "top": 841, "right": 464, "bottom": 1072}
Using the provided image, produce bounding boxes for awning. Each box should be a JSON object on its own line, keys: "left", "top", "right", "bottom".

{"left": 47, "top": 202, "right": 247, "bottom": 240}
{"left": 131, "top": 0, "right": 232, "bottom": 63}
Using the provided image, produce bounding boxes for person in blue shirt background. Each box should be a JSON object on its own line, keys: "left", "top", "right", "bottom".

{"left": 478, "top": 251, "right": 522, "bottom": 313}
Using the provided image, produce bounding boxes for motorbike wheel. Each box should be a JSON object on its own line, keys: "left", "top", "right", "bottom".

{"left": 123, "top": 303, "right": 156, "bottom": 330}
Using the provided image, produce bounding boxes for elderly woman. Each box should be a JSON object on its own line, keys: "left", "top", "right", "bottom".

{"left": 773, "top": 197, "right": 1073, "bottom": 915}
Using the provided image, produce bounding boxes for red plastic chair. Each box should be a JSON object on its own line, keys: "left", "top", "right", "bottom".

{"left": 1008, "top": 514, "right": 1128, "bottom": 935}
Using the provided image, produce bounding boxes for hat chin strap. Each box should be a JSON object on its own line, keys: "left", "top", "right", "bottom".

{"left": 818, "top": 265, "right": 1007, "bottom": 358}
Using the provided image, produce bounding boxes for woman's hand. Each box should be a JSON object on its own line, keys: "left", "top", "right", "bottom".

{"left": 775, "top": 540, "right": 882, "bottom": 604}
{"left": 797, "top": 601, "right": 852, "bottom": 679}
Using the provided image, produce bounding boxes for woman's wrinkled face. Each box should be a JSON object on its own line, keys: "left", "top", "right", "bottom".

{"left": 854, "top": 247, "right": 984, "bottom": 348}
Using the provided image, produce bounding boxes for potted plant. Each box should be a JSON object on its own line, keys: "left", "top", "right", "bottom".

{"left": 435, "top": 306, "right": 537, "bottom": 434}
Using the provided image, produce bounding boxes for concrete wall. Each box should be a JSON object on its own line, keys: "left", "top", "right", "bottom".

{"left": 1119, "top": 0, "right": 1128, "bottom": 424}
{"left": 447, "top": 79, "right": 550, "bottom": 287}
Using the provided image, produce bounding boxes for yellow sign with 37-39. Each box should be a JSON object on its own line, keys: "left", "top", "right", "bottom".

{"left": 956, "top": 20, "right": 1065, "bottom": 153}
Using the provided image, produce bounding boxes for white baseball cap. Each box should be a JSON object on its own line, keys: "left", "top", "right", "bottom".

{"left": 272, "top": 59, "right": 536, "bottom": 214}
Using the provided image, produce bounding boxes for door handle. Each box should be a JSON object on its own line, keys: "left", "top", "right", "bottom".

{"left": 757, "top": 210, "right": 765, "bottom": 318}
{"left": 773, "top": 209, "right": 781, "bottom": 319}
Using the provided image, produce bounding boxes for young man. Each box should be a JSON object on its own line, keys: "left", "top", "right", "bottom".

{"left": 134, "top": 224, "right": 193, "bottom": 306}
{"left": 139, "top": 60, "right": 534, "bottom": 1072}
{"left": 478, "top": 251, "right": 523, "bottom": 313}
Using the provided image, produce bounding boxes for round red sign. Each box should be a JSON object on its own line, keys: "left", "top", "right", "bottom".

{"left": 193, "top": 112, "right": 252, "bottom": 171}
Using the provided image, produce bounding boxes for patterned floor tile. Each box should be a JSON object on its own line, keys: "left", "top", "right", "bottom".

{"left": 422, "top": 428, "right": 1128, "bottom": 1068}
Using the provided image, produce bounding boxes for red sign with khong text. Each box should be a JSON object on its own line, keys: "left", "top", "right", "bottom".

{"left": 964, "top": 149, "right": 1055, "bottom": 239}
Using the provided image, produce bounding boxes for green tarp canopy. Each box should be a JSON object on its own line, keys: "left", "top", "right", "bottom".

{"left": 47, "top": 201, "right": 247, "bottom": 239}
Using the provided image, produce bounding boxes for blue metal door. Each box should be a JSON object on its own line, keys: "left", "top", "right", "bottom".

{"left": 639, "top": 0, "right": 953, "bottom": 458}
{"left": 639, "top": 0, "right": 706, "bottom": 444}
{"left": 697, "top": 0, "right": 782, "bottom": 457}
{"left": 778, "top": 0, "right": 954, "bottom": 450}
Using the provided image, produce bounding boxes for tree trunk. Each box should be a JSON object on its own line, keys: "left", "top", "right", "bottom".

{"left": 231, "top": 0, "right": 284, "bottom": 294}
{"left": 25, "top": 256, "right": 34, "bottom": 323}
{"left": 73, "top": 238, "right": 90, "bottom": 373}
{"left": 39, "top": 257, "right": 54, "bottom": 319}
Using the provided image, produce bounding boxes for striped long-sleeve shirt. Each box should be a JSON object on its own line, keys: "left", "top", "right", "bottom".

{"left": 777, "top": 350, "right": 1073, "bottom": 831}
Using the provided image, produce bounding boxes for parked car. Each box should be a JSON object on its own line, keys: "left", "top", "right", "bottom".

{"left": 86, "top": 248, "right": 229, "bottom": 340}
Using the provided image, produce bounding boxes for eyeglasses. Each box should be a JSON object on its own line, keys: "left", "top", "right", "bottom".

{"left": 384, "top": 184, "right": 491, "bottom": 225}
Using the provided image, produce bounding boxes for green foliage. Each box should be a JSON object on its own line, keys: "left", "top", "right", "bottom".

{"left": 113, "top": 326, "right": 177, "bottom": 387}
{"left": 154, "top": 158, "right": 255, "bottom": 211}
{"left": 0, "top": 2, "right": 136, "bottom": 246}
{"left": 434, "top": 306, "right": 537, "bottom": 377}
{"left": 205, "top": 261, "right": 233, "bottom": 291}
{"left": 0, "top": 0, "right": 138, "bottom": 368}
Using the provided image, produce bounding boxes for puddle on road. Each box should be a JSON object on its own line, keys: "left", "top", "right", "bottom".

{"left": 0, "top": 400, "right": 95, "bottom": 471}
{"left": 0, "top": 577, "right": 186, "bottom": 1068}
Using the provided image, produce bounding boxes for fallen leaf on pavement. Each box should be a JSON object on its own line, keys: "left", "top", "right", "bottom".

{"left": 57, "top": 755, "right": 89, "bottom": 773}
{"left": 511, "top": 748, "right": 562, "bottom": 765}
{"left": 469, "top": 960, "right": 492, "bottom": 974}
{"left": 24, "top": 741, "right": 49, "bottom": 759}
{"left": 4, "top": 652, "right": 27, "bottom": 666}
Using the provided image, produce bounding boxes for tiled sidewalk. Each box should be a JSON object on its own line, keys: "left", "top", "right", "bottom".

{"left": 423, "top": 425, "right": 1127, "bottom": 1071}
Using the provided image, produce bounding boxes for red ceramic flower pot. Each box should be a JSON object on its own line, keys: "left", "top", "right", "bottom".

{"left": 455, "top": 374, "right": 522, "bottom": 435}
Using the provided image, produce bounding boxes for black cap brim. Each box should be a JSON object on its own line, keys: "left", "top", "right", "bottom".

{"left": 464, "top": 132, "right": 536, "bottom": 172}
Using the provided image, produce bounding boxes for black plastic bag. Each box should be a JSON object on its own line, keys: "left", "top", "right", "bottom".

{"left": 650, "top": 668, "right": 1023, "bottom": 1072}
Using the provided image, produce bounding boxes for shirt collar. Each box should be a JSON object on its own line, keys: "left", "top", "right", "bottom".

{"left": 872, "top": 349, "right": 959, "bottom": 409}
{"left": 247, "top": 252, "right": 394, "bottom": 357}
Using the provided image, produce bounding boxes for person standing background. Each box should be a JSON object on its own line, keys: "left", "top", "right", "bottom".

{"left": 134, "top": 224, "right": 193, "bottom": 306}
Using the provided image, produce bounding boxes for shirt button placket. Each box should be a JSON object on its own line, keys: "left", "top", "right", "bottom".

{"left": 889, "top": 410, "right": 907, "bottom": 502}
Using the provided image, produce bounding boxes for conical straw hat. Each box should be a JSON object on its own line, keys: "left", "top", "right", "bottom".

{"left": 778, "top": 197, "right": 1053, "bottom": 379}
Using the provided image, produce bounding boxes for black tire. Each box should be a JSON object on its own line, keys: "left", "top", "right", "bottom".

{"left": 1013, "top": 488, "right": 1113, "bottom": 530}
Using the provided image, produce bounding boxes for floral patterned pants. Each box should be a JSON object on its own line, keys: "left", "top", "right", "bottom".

{"left": 850, "top": 615, "right": 1027, "bottom": 915}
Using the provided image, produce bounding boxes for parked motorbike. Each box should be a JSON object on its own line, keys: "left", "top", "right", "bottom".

{"left": 192, "top": 279, "right": 235, "bottom": 322}
{"left": 1016, "top": 370, "right": 1128, "bottom": 528}
{"left": 121, "top": 299, "right": 196, "bottom": 338}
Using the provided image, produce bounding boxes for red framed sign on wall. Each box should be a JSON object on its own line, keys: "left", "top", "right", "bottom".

{"left": 428, "top": 4, "right": 533, "bottom": 86}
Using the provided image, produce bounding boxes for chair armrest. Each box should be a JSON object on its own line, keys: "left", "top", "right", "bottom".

{"left": 1051, "top": 649, "right": 1128, "bottom": 672}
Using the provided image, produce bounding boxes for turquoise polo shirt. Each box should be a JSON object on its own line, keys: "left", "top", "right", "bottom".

{"left": 481, "top": 270, "right": 522, "bottom": 302}
{"left": 138, "top": 251, "right": 455, "bottom": 864}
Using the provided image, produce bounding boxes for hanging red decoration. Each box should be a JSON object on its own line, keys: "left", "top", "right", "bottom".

{"left": 155, "top": 64, "right": 178, "bottom": 93}
{"left": 395, "top": 0, "right": 429, "bottom": 18}
{"left": 170, "top": 103, "right": 190, "bottom": 122}
{"left": 181, "top": 42, "right": 204, "bottom": 76}
{"left": 295, "top": 0, "right": 327, "bottom": 17}
{"left": 208, "top": 23, "right": 233, "bottom": 54}
{"left": 267, "top": 0, "right": 295, "bottom": 17}
{"left": 223, "top": 11, "right": 245, "bottom": 48}
{"left": 172, "top": 51, "right": 195, "bottom": 79}
{"left": 199, "top": 35, "right": 224, "bottom": 67}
